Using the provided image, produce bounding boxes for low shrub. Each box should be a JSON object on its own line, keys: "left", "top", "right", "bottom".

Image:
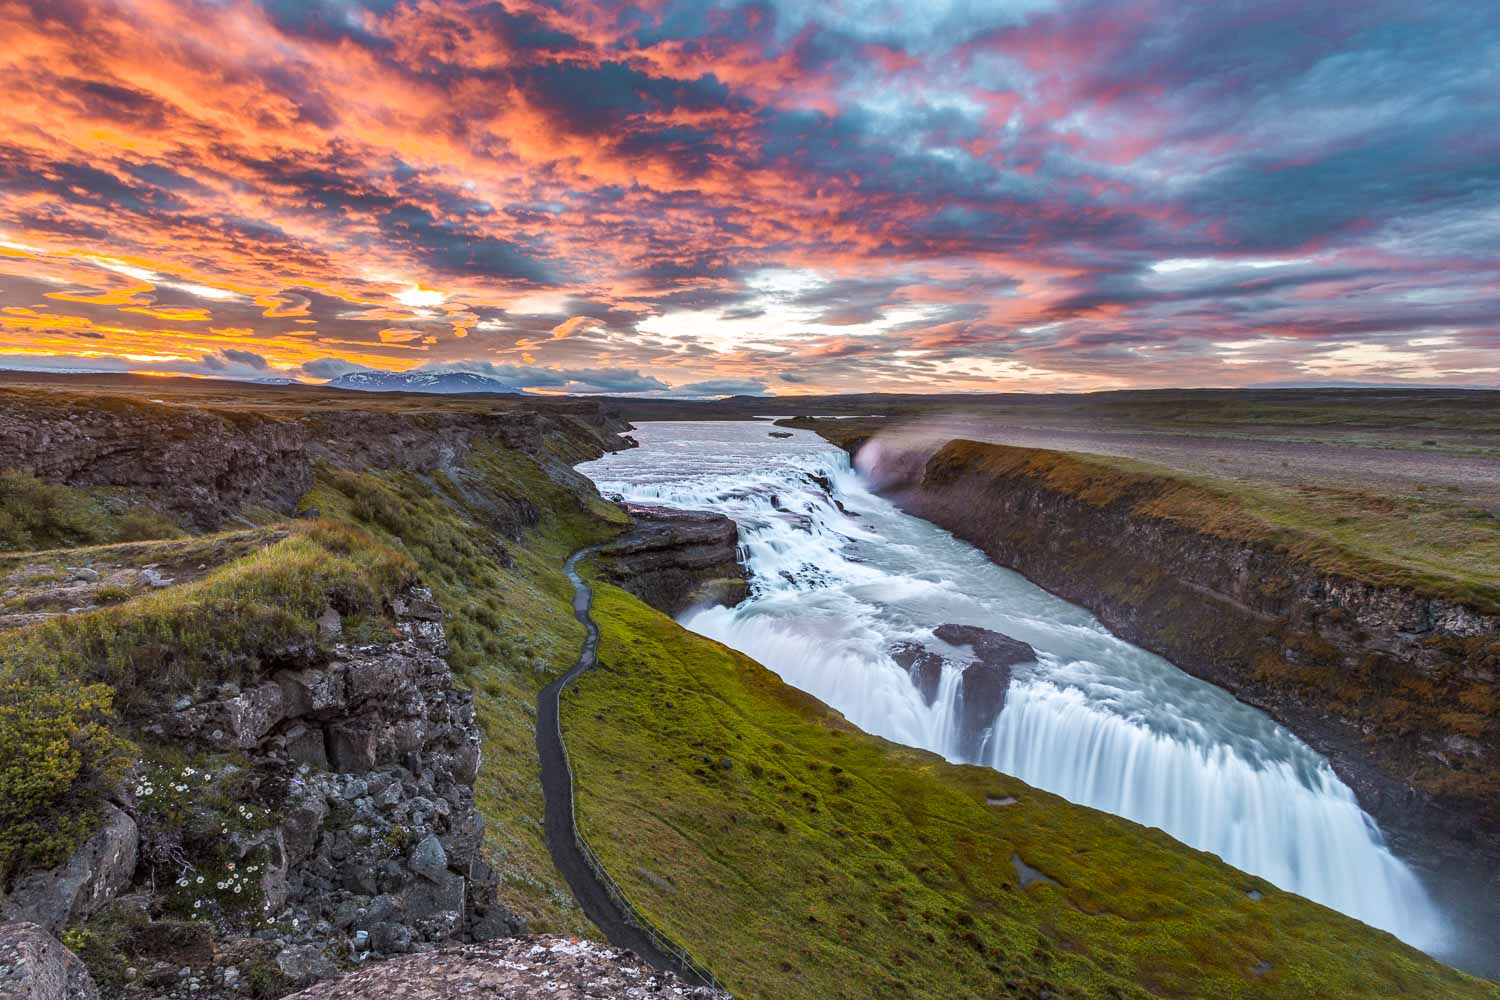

{"left": 0, "top": 472, "right": 109, "bottom": 552}
{"left": 0, "top": 664, "right": 133, "bottom": 885}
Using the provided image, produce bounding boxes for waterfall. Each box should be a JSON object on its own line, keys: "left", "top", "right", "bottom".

{"left": 578, "top": 420, "right": 1449, "bottom": 955}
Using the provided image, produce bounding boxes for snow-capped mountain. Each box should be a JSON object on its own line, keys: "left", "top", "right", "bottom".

{"left": 327, "top": 370, "right": 523, "bottom": 394}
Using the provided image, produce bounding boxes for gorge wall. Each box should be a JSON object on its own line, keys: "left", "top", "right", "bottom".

{"left": 0, "top": 393, "right": 630, "bottom": 530}
{"left": 827, "top": 431, "right": 1500, "bottom": 954}
{"left": 593, "top": 503, "right": 748, "bottom": 616}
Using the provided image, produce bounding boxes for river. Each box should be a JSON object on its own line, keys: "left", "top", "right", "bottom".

{"left": 577, "top": 420, "right": 1448, "bottom": 956}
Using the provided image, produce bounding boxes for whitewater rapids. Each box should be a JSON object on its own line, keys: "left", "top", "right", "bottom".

{"left": 578, "top": 420, "right": 1448, "bottom": 954}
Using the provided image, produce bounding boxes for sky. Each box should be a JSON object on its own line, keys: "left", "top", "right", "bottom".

{"left": 2, "top": 0, "right": 1498, "bottom": 396}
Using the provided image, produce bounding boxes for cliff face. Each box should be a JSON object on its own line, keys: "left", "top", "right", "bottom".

{"left": 1, "top": 591, "right": 525, "bottom": 998}
{"left": 0, "top": 397, "right": 309, "bottom": 531}
{"left": 0, "top": 395, "right": 630, "bottom": 531}
{"left": 839, "top": 435, "right": 1499, "bottom": 946}
{"left": 593, "top": 504, "right": 748, "bottom": 616}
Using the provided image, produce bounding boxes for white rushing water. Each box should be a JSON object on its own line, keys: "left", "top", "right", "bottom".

{"left": 578, "top": 420, "right": 1448, "bottom": 953}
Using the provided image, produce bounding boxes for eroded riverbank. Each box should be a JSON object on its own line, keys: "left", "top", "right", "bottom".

{"left": 577, "top": 420, "right": 1469, "bottom": 966}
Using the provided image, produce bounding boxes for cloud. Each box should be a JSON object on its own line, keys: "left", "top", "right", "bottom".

{"left": 1, "top": 0, "right": 1497, "bottom": 393}
{"left": 220, "top": 348, "right": 270, "bottom": 370}
{"left": 302, "top": 357, "right": 371, "bottom": 379}
{"left": 671, "top": 378, "right": 771, "bottom": 396}
{"left": 418, "top": 362, "right": 670, "bottom": 394}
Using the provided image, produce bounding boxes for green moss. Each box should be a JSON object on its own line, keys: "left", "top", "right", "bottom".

{"left": 565, "top": 582, "right": 1497, "bottom": 1000}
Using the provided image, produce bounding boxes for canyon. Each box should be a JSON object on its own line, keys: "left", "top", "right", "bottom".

{"left": 793, "top": 418, "right": 1500, "bottom": 972}
{"left": 0, "top": 378, "right": 1494, "bottom": 999}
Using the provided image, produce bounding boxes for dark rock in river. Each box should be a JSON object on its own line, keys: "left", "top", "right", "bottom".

{"left": 934, "top": 624, "right": 1035, "bottom": 761}
{"left": 889, "top": 641, "right": 945, "bottom": 706}
{"left": 596, "top": 504, "right": 749, "bottom": 616}
{"left": 768, "top": 431, "right": 793, "bottom": 438}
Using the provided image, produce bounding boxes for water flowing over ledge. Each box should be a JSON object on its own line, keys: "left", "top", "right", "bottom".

{"left": 578, "top": 421, "right": 1449, "bottom": 955}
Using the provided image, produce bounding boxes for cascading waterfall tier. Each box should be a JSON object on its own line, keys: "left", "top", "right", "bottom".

{"left": 578, "top": 420, "right": 1449, "bottom": 955}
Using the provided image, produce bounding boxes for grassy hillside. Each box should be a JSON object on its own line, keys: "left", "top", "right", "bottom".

{"left": 564, "top": 582, "right": 1496, "bottom": 1000}
{"left": 0, "top": 432, "right": 630, "bottom": 933}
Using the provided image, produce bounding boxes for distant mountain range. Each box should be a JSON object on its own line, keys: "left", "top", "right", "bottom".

{"left": 327, "top": 370, "right": 523, "bottom": 394}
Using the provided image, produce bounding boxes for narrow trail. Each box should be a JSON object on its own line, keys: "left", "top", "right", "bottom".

{"left": 535, "top": 546, "right": 716, "bottom": 987}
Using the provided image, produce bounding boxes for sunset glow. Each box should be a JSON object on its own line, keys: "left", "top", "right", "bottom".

{"left": 2, "top": 1, "right": 1497, "bottom": 394}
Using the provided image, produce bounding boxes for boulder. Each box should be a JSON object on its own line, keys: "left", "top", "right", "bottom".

{"left": 889, "top": 641, "right": 945, "bottom": 706}
{"left": 326, "top": 721, "right": 378, "bottom": 773}
{"left": 282, "top": 793, "right": 330, "bottom": 865}
{"left": 276, "top": 944, "right": 338, "bottom": 985}
{"left": 933, "top": 625, "right": 1035, "bottom": 761}
{"left": 277, "top": 668, "right": 347, "bottom": 719}
{"left": 408, "top": 835, "right": 449, "bottom": 884}
{"left": 0, "top": 922, "right": 98, "bottom": 1000}
{"left": 222, "top": 682, "right": 286, "bottom": 747}
{"left": 2, "top": 803, "right": 137, "bottom": 934}
{"left": 368, "top": 921, "right": 412, "bottom": 955}
{"left": 401, "top": 870, "right": 464, "bottom": 924}
{"left": 285, "top": 723, "right": 331, "bottom": 770}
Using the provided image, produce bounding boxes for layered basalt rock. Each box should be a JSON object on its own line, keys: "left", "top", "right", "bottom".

{"left": 839, "top": 431, "right": 1500, "bottom": 965}
{"left": 0, "top": 395, "right": 631, "bottom": 531}
{"left": 4, "top": 591, "right": 525, "bottom": 998}
{"left": 595, "top": 504, "right": 748, "bottom": 616}
{"left": 891, "top": 626, "right": 1035, "bottom": 759}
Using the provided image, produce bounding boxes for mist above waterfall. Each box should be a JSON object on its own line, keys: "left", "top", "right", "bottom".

{"left": 578, "top": 420, "right": 1449, "bottom": 956}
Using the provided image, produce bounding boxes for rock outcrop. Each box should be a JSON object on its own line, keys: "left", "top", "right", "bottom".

{"left": 283, "top": 937, "right": 729, "bottom": 999}
{"left": 1, "top": 803, "right": 137, "bottom": 934}
{"left": 595, "top": 504, "right": 748, "bottom": 616}
{"left": 0, "top": 395, "right": 630, "bottom": 531}
{"left": 0, "top": 922, "right": 99, "bottom": 1000}
{"left": 889, "top": 642, "right": 944, "bottom": 706}
{"left": 888, "top": 626, "right": 1034, "bottom": 758}
{"left": 9, "top": 590, "right": 524, "bottom": 997}
{"left": 151, "top": 590, "right": 519, "bottom": 985}
{"left": 934, "top": 624, "right": 1034, "bottom": 761}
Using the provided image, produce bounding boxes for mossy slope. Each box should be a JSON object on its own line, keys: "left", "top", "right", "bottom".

{"left": 564, "top": 582, "right": 1495, "bottom": 1000}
